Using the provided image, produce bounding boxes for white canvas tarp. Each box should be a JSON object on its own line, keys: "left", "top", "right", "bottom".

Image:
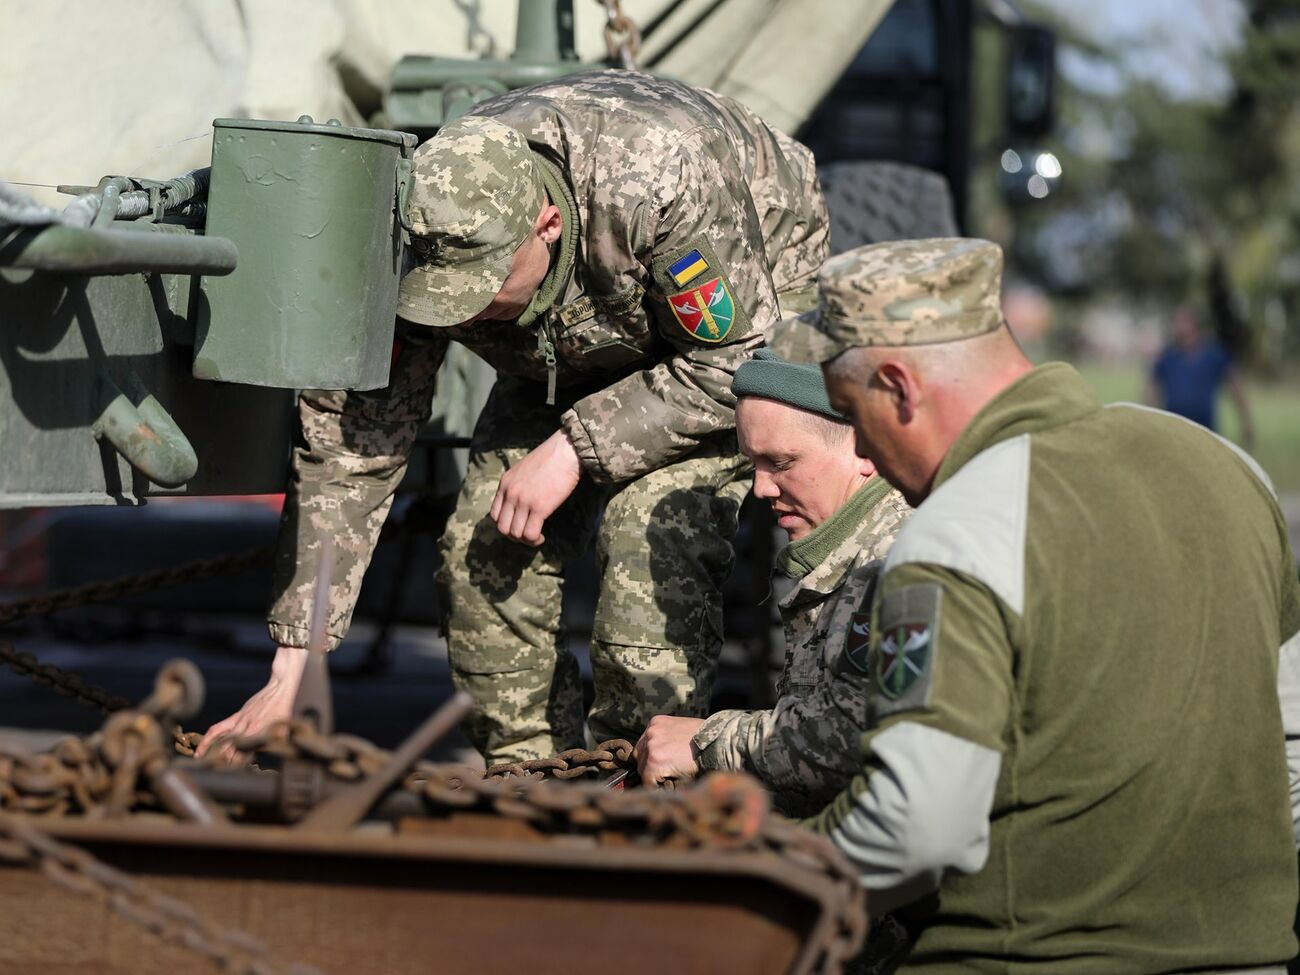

{"left": 0, "top": 0, "right": 889, "bottom": 206}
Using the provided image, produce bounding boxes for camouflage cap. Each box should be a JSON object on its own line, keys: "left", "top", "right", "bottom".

{"left": 770, "top": 238, "right": 1004, "bottom": 363}
{"left": 397, "top": 115, "right": 546, "bottom": 327}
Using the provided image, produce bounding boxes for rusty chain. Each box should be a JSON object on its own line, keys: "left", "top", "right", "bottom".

{"left": 0, "top": 694, "right": 868, "bottom": 971}
{"left": 483, "top": 739, "right": 635, "bottom": 781}
{"left": 0, "top": 808, "right": 324, "bottom": 975}
{"left": 599, "top": 0, "right": 641, "bottom": 70}
{"left": 0, "top": 640, "right": 133, "bottom": 714}
{"left": 0, "top": 660, "right": 206, "bottom": 816}
{"left": 221, "top": 719, "right": 866, "bottom": 969}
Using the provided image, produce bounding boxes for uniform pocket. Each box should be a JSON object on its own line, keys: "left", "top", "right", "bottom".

{"left": 554, "top": 284, "right": 654, "bottom": 375}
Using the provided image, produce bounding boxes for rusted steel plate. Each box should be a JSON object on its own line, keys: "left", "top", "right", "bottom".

{"left": 0, "top": 817, "right": 840, "bottom": 975}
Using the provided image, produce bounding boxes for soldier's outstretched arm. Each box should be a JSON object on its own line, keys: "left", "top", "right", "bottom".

{"left": 196, "top": 336, "right": 445, "bottom": 761}
{"left": 560, "top": 126, "right": 782, "bottom": 484}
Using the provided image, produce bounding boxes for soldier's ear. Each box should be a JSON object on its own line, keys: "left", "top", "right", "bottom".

{"left": 876, "top": 360, "right": 915, "bottom": 422}
{"left": 534, "top": 203, "right": 563, "bottom": 245}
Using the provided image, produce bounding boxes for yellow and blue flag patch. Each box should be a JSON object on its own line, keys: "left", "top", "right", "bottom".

{"left": 668, "top": 249, "right": 710, "bottom": 288}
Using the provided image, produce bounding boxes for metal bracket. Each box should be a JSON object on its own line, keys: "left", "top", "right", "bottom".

{"left": 395, "top": 157, "right": 414, "bottom": 232}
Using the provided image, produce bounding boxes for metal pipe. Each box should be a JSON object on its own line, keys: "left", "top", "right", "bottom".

{"left": 391, "top": 57, "right": 560, "bottom": 91}
{"left": 0, "top": 180, "right": 62, "bottom": 226}
{"left": 512, "top": 0, "right": 575, "bottom": 63}
{"left": 0, "top": 224, "right": 237, "bottom": 275}
{"left": 182, "top": 765, "right": 428, "bottom": 821}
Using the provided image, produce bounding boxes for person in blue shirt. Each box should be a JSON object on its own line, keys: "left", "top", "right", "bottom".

{"left": 1147, "top": 306, "right": 1255, "bottom": 449}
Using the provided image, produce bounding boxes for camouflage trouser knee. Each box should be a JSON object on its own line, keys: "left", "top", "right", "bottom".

{"left": 437, "top": 380, "right": 750, "bottom": 764}
{"left": 587, "top": 440, "right": 750, "bottom": 745}
{"left": 437, "top": 445, "right": 596, "bottom": 764}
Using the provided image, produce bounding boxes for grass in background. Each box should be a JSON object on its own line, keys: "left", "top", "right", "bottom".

{"left": 1072, "top": 362, "right": 1300, "bottom": 495}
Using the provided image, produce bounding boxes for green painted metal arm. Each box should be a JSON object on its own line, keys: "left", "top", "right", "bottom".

{"left": 92, "top": 370, "right": 199, "bottom": 488}
{"left": 0, "top": 224, "right": 236, "bottom": 276}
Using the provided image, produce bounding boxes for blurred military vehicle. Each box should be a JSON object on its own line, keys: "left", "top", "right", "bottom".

{"left": 0, "top": 0, "right": 1055, "bottom": 507}
{"left": 0, "top": 0, "right": 1056, "bottom": 748}
{"left": 0, "top": 4, "right": 1055, "bottom": 972}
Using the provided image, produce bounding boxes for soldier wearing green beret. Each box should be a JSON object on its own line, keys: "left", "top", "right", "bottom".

{"left": 774, "top": 238, "right": 1300, "bottom": 972}
{"left": 199, "top": 71, "right": 829, "bottom": 764}
{"left": 634, "top": 349, "right": 910, "bottom": 816}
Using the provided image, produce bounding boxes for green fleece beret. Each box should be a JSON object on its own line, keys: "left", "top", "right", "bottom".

{"left": 731, "top": 348, "right": 844, "bottom": 420}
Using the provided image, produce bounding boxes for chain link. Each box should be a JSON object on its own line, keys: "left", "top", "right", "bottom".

{"left": 598, "top": 0, "right": 641, "bottom": 70}
{"left": 0, "top": 808, "right": 324, "bottom": 975}
{"left": 0, "top": 639, "right": 132, "bottom": 714}
{"left": 0, "top": 699, "right": 868, "bottom": 970}
{"left": 0, "top": 546, "right": 273, "bottom": 746}
{"left": 0, "top": 545, "right": 273, "bottom": 627}
{"left": 483, "top": 739, "right": 635, "bottom": 781}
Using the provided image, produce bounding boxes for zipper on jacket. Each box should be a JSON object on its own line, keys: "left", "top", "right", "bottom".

{"left": 537, "top": 317, "right": 558, "bottom": 406}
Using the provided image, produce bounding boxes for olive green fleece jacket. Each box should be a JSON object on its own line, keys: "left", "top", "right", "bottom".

{"left": 809, "top": 362, "right": 1300, "bottom": 973}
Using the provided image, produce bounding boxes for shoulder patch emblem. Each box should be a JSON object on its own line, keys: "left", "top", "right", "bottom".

{"left": 652, "top": 239, "right": 749, "bottom": 345}
{"left": 845, "top": 612, "right": 872, "bottom": 673}
{"left": 877, "top": 621, "right": 932, "bottom": 700}
{"left": 872, "top": 582, "right": 942, "bottom": 713}
{"left": 667, "top": 277, "right": 736, "bottom": 343}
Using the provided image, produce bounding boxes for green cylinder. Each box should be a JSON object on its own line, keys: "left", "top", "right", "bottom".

{"left": 195, "top": 117, "right": 417, "bottom": 390}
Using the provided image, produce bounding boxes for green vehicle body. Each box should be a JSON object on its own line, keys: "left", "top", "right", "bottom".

{"left": 0, "top": 0, "right": 1052, "bottom": 509}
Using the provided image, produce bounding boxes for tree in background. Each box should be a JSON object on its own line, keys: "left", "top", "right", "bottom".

{"left": 971, "top": 0, "right": 1300, "bottom": 370}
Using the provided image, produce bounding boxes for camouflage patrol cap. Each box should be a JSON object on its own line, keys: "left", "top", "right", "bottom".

{"left": 397, "top": 115, "right": 546, "bottom": 327}
{"left": 770, "top": 238, "right": 1005, "bottom": 363}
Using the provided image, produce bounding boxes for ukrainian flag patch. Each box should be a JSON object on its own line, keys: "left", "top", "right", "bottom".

{"left": 668, "top": 249, "right": 710, "bottom": 287}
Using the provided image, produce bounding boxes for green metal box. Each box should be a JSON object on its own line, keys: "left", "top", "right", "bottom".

{"left": 194, "top": 117, "right": 417, "bottom": 390}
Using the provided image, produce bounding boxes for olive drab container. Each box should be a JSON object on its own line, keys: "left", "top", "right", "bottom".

{"left": 194, "top": 116, "right": 418, "bottom": 390}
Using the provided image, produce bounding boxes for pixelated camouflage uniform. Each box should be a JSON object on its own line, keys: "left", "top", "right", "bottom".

{"left": 694, "top": 485, "right": 909, "bottom": 817}
{"left": 268, "top": 71, "right": 829, "bottom": 762}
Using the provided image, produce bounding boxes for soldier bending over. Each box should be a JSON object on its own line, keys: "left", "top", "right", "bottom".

{"left": 199, "top": 71, "right": 828, "bottom": 764}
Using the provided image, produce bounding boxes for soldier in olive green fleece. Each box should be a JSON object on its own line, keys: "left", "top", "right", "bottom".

{"left": 216, "top": 71, "right": 829, "bottom": 765}
{"left": 776, "top": 239, "right": 1300, "bottom": 974}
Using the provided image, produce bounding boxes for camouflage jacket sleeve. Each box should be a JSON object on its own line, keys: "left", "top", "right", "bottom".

{"left": 694, "top": 561, "right": 881, "bottom": 817}
{"left": 267, "top": 334, "right": 445, "bottom": 650}
{"left": 559, "top": 125, "right": 782, "bottom": 484}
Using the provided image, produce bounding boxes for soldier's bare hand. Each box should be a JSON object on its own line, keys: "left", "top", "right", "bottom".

{"left": 635, "top": 715, "right": 706, "bottom": 787}
{"left": 195, "top": 647, "right": 307, "bottom": 765}
{"left": 490, "top": 429, "right": 582, "bottom": 547}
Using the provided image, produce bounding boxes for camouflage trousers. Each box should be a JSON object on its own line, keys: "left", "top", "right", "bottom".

{"left": 437, "top": 378, "right": 752, "bottom": 763}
